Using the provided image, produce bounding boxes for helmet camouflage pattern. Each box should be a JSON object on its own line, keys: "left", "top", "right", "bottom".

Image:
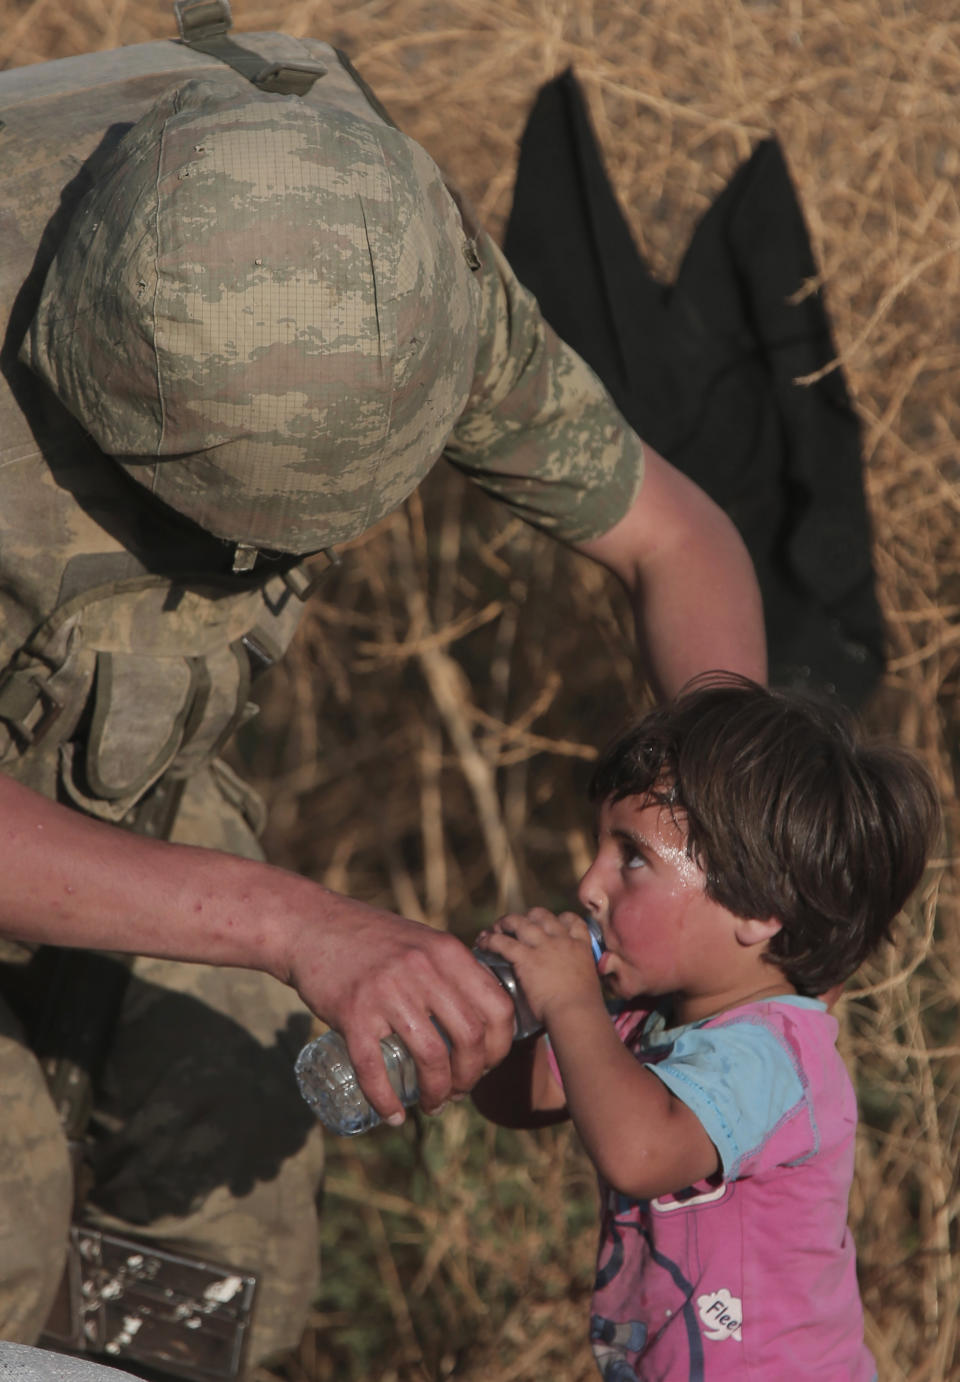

{"left": 24, "top": 73, "right": 481, "bottom": 554}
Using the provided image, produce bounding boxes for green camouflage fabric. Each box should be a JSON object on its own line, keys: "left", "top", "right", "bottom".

{"left": 445, "top": 224, "right": 643, "bottom": 542}
{"left": 0, "top": 565, "right": 301, "bottom": 828}
{"left": 0, "top": 994, "right": 74, "bottom": 1343}
{"left": 25, "top": 71, "right": 483, "bottom": 555}
{"left": 22, "top": 47, "right": 642, "bottom": 557}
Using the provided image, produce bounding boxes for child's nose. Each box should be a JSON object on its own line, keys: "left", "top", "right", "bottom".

{"left": 577, "top": 864, "right": 606, "bottom": 919}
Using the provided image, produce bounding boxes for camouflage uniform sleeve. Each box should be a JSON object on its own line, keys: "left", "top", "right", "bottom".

{"left": 443, "top": 229, "right": 644, "bottom": 544}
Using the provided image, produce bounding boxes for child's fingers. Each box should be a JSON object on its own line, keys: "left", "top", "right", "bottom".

{"left": 556, "top": 909, "right": 588, "bottom": 930}
{"left": 513, "top": 912, "right": 568, "bottom": 942}
{"left": 525, "top": 906, "right": 560, "bottom": 924}
{"left": 525, "top": 911, "right": 594, "bottom": 948}
{"left": 556, "top": 912, "right": 595, "bottom": 946}
{"left": 478, "top": 909, "right": 589, "bottom": 953}
{"left": 485, "top": 911, "right": 552, "bottom": 944}
{"left": 489, "top": 910, "right": 536, "bottom": 935}
{"left": 477, "top": 930, "right": 529, "bottom": 961}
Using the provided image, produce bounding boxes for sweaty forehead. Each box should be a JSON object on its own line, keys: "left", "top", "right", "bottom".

{"left": 598, "top": 792, "right": 689, "bottom": 849}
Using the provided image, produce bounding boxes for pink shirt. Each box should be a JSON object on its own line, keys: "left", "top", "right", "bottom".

{"left": 555, "top": 997, "right": 876, "bottom": 1380}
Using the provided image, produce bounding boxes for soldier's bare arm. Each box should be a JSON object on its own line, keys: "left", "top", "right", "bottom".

{"left": 574, "top": 444, "right": 768, "bottom": 697}
{"left": 444, "top": 233, "right": 767, "bottom": 694}
{"left": 0, "top": 772, "right": 514, "bottom": 1121}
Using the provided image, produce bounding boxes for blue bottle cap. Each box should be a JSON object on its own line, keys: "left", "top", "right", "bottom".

{"left": 585, "top": 916, "right": 605, "bottom": 965}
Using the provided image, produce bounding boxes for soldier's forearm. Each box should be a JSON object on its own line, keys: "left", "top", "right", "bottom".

{"left": 0, "top": 769, "right": 311, "bottom": 978}
{"left": 0, "top": 769, "right": 516, "bottom": 1118}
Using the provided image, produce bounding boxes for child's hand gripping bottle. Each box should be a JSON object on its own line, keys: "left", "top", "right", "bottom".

{"left": 295, "top": 917, "right": 604, "bottom": 1135}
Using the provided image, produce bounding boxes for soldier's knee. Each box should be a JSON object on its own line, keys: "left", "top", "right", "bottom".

{"left": 0, "top": 1026, "right": 73, "bottom": 1339}
{"left": 0, "top": 1217, "right": 71, "bottom": 1342}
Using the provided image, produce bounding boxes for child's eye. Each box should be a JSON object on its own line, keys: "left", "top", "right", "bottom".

{"left": 624, "top": 850, "right": 647, "bottom": 871}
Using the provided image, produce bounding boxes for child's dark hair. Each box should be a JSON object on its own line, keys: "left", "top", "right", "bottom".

{"left": 589, "top": 674, "right": 941, "bottom": 995}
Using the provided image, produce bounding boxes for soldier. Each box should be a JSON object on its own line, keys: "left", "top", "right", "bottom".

{"left": 0, "top": 7, "right": 765, "bottom": 1377}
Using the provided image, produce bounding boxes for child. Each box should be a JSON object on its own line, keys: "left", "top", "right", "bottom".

{"left": 473, "top": 674, "right": 940, "bottom": 1381}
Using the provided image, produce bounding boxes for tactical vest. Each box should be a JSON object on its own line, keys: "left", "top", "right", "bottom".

{"left": 0, "top": 22, "right": 389, "bottom": 831}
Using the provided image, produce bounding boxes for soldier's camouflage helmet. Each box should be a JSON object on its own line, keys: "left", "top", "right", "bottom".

{"left": 24, "top": 75, "right": 481, "bottom": 555}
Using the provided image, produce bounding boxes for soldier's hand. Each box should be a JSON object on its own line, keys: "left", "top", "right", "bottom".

{"left": 0, "top": 779, "right": 508, "bottom": 1127}
{"left": 281, "top": 897, "right": 514, "bottom": 1124}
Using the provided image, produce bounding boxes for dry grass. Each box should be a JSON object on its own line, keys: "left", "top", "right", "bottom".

{"left": 4, "top": 0, "right": 959, "bottom": 1377}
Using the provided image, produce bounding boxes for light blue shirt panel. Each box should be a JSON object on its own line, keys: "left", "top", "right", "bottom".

{"left": 644, "top": 998, "right": 826, "bottom": 1178}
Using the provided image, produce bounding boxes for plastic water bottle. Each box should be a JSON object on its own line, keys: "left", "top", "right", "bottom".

{"left": 295, "top": 917, "right": 605, "bottom": 1136}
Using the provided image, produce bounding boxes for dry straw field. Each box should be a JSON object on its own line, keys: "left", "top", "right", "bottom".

{"left": 5, "top": 0, "right": 960, "bottom": 1378}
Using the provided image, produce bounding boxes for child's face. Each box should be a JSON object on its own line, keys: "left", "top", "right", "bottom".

{"left": 577, "top": 793, "right": 745, "bottom": 1004}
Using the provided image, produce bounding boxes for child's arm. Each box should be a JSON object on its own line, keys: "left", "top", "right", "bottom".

{"left": 546, "top": 990, "right": 719, "bottom": 1198}
{"left": 479, "top": 910, "right": 720, "bottom": 1199}
{"left": 470, "top": 1031, "right": 568, "bottom": 1129}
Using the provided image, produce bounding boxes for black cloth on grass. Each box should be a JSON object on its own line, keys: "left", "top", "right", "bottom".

{"left": 503, "top": 69, "right": 883, "bottom": 707}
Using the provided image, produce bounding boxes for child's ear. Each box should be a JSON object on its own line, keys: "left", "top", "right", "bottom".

{"left": 734, "top": 915, "right": 782, "bottom": 948}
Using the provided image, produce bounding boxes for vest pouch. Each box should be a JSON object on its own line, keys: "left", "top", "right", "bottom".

{"left": 1, "top": 575, "right": 277, "bottom": 825}
{"left": 168, "top": 641, "right": 253, "bottom": 779}
{"left": 209, "top": 756, "right": 268, "bottom": 840}
{"left": 59, "top": 652, "right": 201, "bottom": 822}
{"left": 0, "top": 640, "right": 95, "bottom": 771}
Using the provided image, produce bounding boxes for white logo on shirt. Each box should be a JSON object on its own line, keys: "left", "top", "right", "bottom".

{"left": 697, "top": 1288, "right": 743, "bottom": 1342}
{"left": 649, "top": 1182, "right": 728, "bottom": 1212}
